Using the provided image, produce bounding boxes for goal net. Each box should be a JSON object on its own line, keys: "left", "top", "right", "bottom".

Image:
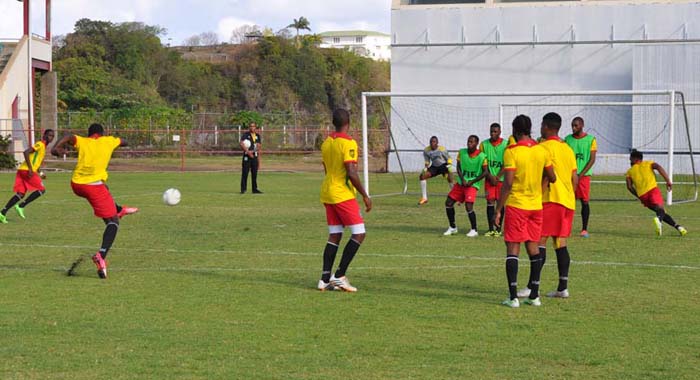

{"left": 361, "top": 91, "right": 698, "bottom": 204}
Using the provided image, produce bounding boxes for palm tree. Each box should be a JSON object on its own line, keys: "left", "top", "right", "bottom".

{"left": 286, "top": 17, "right": 311, "bottom": 47}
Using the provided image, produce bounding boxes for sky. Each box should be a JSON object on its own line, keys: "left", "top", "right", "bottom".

{"left": 0, "top": 0, "right": 392, "bottom": 45}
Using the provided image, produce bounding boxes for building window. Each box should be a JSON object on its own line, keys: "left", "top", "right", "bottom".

{"left": 356, "top": 36, "right": 364, "bottom": 43}
{"left": 333, "top": 37, "right": 340, "bottom": 44}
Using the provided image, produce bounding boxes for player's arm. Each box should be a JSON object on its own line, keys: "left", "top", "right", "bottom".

{"left": 423, "top": 149, "right": 430, "bottom": 169}
{"left": 571, "top": 169, "right": 579, "bottom": 190}
{"left": 580, "top": 150, "right": 597, "bottom": 175}
{"left": 468, "top": 163, "right": 489, "bottom": 187}
{"left": 118, "top": 137, "right": 129, "bottom": 147}
{"left": 23, "top": 145, "right": 37, "bottom": 176}
{"left": 652, "top": 162, "right": 672, "bottom": 191}
{"left": 626, "top": 176, "right": 638, "bottom": 198}
{"left": 345, "top": 161, "right": 372, "bottom": 212}
{"left": 493, "top": 170, "right": 514, "bottom": 228}
{"left": 51, "top": 134, "right": 76, "bottom": 156}
{"left": 456, "top": 158, "right": 466, "bottom": 186}
{"left": 544, "top": 165, "right": 556, "bottom": 184}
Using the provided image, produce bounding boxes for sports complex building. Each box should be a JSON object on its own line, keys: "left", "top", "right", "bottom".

{"left": 374, "top": 0, "right": 699, "bottom": 197}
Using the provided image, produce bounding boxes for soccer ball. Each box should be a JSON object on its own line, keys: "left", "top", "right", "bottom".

{"left": 242, "top": 139, "right": 251, "bottom": 149}
{"left": 163, "top": 188, "right": 181, "bottom": 206}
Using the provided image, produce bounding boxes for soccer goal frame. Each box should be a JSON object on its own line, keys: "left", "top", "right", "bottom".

{"left": 361, "top": 90, "right": 698, "bottom": 205}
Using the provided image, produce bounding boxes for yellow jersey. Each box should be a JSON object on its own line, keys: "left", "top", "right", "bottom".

{"left": 320, "top": 132, "right": 358, "bottom": 204}
{"left": 626, "top": 161, "right": 657, "bottom": 196}
{"left": 503, "top": 139, "right": 553, "bottom": 210}
{"left": 540, "top": 137, "right": 577, "bottom": 210}
{"left": 18, "top": 141, "right": 47, "bottom": 171}
{"left": 71, "top": 135, "right": 122, "bottom": 184}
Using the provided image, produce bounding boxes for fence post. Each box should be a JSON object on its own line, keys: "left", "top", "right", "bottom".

{"left": 214, "top": 125, "right": 218, "bottom": 146}
{"left": 180, "top": 127, "right": 186, "bottom": 172}
{"left": 283, "top": 125, "right": 287, "bottom": 146}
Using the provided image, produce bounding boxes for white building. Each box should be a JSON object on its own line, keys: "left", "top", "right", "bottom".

{"left": 388, "top": 0, "right": 700, "bottom": 175}
{"left": 319, "top": 31, "right": 391, "bottom": 61}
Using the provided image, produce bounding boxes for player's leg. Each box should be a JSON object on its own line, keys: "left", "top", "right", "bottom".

{"left": 465, "top": 201, "right": 478, "bottom": 237}
{"left": 521, "top": 240, "right": 544, "bottom": 306}
{"left": 18, "top": 190, "right": 43, "bottom": 209}
{"left": 580, "top": 200, "right": 590, "bottom": 236}
{"left": 251, "top": 157, "right": 261, "bottom": 193}
{"left": 14, "top": 170, "right": 46, "bottom": 218}
{"left": 520, "top": 235, "right": 548, "bottom": 298}
{"left": 240, "top": 157, "right": 250, "bottom": 193}
{"left": 0, "top": 192, "right": 25, "bottom": 222}
{"left": 418, "top": 169, "right": 433, "bottom": 205}
{"left": 319, "top": 203, "right": 343, "bottom": 290}
{"left": 502, "top": 241, "right": 521, "bottom": 307}
{"left": 548, "top": 237, "right": 571, "bottom": 297}
{"left": 330, "top": 200, "right": 365, "bottom": 292}
{"left": 443, "top": 187, "right": 461, "bottom": 235}
{"left": 578, "top": 176, "right": 591, "bottom": 237}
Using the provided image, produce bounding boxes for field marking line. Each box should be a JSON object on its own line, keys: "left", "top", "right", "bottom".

{"left": 1, "top": 242, "right": 699, "bottom": 271}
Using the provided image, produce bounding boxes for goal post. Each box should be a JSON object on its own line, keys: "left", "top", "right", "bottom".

{"left": 361, "top": 90, "right": 698, "bottom": 205}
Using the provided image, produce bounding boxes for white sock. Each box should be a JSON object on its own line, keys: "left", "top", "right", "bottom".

{"left": 420, "top": 180, "right": 427, "bottom": 199}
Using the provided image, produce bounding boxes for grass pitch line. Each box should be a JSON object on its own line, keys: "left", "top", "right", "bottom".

{"left": 2, "top": 242, "right": 699, "bottom": 271}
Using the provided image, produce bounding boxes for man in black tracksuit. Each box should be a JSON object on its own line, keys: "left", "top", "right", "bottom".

{"left": 240, "top": 122, "right": 262, "bottom": 194}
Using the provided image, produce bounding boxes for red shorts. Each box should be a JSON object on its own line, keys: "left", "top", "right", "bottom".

{"left": 448, "top": 185, "right": 478, "bottom": 204}
{"left": 503, "top": 206, "right": 543, "bottom": 243}
{"left": 639, "top": 187, "right": 664, "bottom": 208}
{"left": 541, "top": 202, "right": 574, "bottom": 238}
{"left": 71, "top": 182, "right": 117, "bottom": 218}
{"left": 13, "top": 170, "right": 45, "bottom": 194}
{"left": 484, "top": 180, "right": 503, "bottom": 202}
{"left": 575, "top": 175, "right": 591, "bottom": 202}
{"left": 325, "top": 199, "right": 364, "bottom": 226}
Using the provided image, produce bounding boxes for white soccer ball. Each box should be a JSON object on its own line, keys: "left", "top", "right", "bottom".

{"left": 242, "top": 139, "right": 251, "bottom": 149}
{"left": 163, "top": 188, "right": 181, "bottom": 206}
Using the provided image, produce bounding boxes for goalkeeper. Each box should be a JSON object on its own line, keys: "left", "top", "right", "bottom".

{"left": 418, "top": 136, "right": 454, "bottom": 205}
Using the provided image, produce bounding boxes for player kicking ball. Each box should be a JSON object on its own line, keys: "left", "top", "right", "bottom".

{"left": 443, "top": 135, "right": 487, "bottom": 237}
{"left": 625, "top": 149, "right": 687, "bottom": 237}
{"left": 52, "top": 123, "right": 139, "bottom": 279}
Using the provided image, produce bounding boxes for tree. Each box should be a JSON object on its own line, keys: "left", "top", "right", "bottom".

{"left": 184, "top": 35, "right": 202, "bottom": 47}
{"left": 286, "top": 17, "right": 311, "bottom": 47}
{"left": 199, "top": 32, "right": 219, "bottom": 46}
{"left": 230, "top": 25, "right": 261, "bottom": 44}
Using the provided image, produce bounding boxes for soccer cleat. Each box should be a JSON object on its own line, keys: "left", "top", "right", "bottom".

{"left": 14, "top": 204, "right": 25, "bottom": 219}
{"left": 493, "top": 230, "right": 502, "bottom": 237}
{"left": 317, "top": 280, "right": 337, "bottom": 291}
{"left": 0, "top": 213, "right": 7, "bottom": 224}
{"left": 485, "top": 230, "right": 495, "bottom": 237}
{"left": 678, "top": 226, "right": 688, "bottom": 236}
{"left": 501, "top": 298, "right": 520, "bottom": 308}
{"left": 466, "top": 229, "right": 479, "bottom": 238}
{"left": 580, "top": 230, "right": 589, "bottom": 238}
{"left": 546, "top": 289, "right": 570, "bottom": 298}
{"left": 252, "top": 189, "right": 263, "bottom": 194}
{"left": 653, "top": 217, "right": 662, "bottom": 236}
{"left": 523, "top": 297, "right": 542, "bottom": 306}
{"left": 92, "top": 253, "right": 107, "bottom": 279}
{"left": 443, "top": 227, "right": 458, "bottom": 236}
{"left": 418, "top": 198, "right": 428, "bottom": 205}
{"left": 118, "top": 206, "right": 139, "bottom": 219}
{"left": 517, "top": 287, "right": 532, "bottom": 298}
{"left": 330, "top": 275, "right": 357, "bottom": 292}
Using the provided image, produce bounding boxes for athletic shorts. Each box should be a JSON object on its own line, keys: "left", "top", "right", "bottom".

{"left": 71, "top": 182, "right": 117, "bottom": 218}
{"left": 541, "top": 202, "right": 574, "bottom": 238}
{"left": 639, "top": 187, "right": 664, "bottom": 209}
{"left": 13, "top": 170, "right": 45, "bottom": 194}
{"left": 448, "top": 185, "right": 478, "bottom": 204}
{"left": 575, "top": 175, "right": 591, "bottom": 202}
{"left": 503, "top": 206, "right": 543, "bottom": 243}
{"left": 484, "top": 180, "right": 503, "bottom": 202}
{"left": 325, "top": 199, "right": 364, "bottom": 227}
{"left": 426, "top": 164, "right": 450, "bottom": 178}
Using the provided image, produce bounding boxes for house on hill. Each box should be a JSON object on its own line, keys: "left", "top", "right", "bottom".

{"left": 319, "top": 31, "right": 391, "bottom": 61}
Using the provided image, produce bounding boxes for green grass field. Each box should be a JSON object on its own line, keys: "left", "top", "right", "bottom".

{"left": 1, "top": 168, "right": 699, "bottom": 379}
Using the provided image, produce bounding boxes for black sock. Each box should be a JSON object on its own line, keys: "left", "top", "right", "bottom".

{"left": 506, "top": 255, "right": 519, "bottom": 300}
{"left": 555, "top": 246, "right": 570, "bottom": 291}
{"left": 662, "top": 213, "right": 679, "bottom": 228}
{"left": 99, "top": 222, "right": 119, "bottom": 259}
{"left": 335, "top": 239, "right": 361, "bottom": 278}
{"left": 1, "top": 194, "right": 23, "bottom": 215}
{"left": 446, "top": 207, "right": 456, "bottom": 228}
{"left": 467, "top": 210, "right": 477, "bottom": 230}
{"left": 487, "top": 205, "right": 495, "bottom": 231}
{"left": 528, "top": 254, "right": 543, "bottom": 299}
{"left": 321, "top": 242, "right": 339, "bottom": 282}
{"left": 581, "top": 202, "right": 590, "bottom": 230}
{"left": 115, "top": 204, "right": 123, "bottom": 214}
{"left": 528, "top": 246, "right": 546, "bottom": 288}
{"left": 18, "top": 190, "right": 44, "bottom": 208}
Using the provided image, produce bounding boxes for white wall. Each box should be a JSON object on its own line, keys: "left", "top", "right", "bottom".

{"left": 389, "top": 1, "right": 700, "bottom": 174}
